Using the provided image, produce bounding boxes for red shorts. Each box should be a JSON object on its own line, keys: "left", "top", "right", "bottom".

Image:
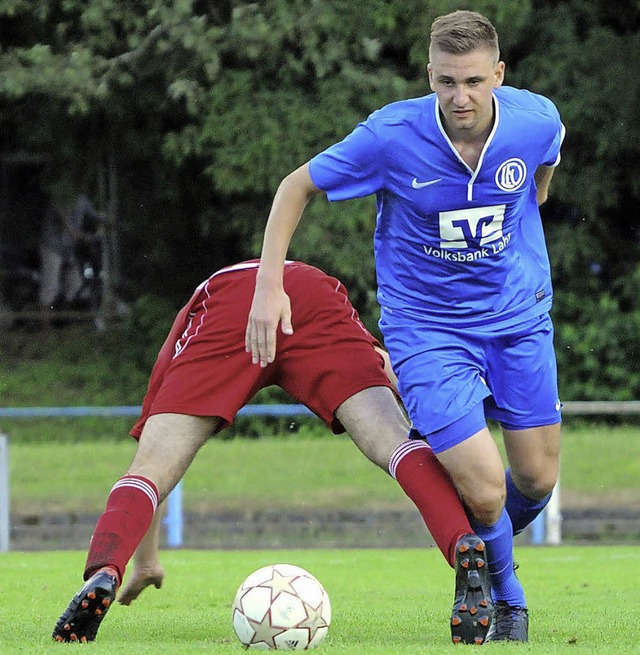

{"left": 130, "top": 261, "right": 392, "bottom": 437}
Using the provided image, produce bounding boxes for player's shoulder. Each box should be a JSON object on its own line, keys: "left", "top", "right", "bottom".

{"left": 367, "top": 93, "right": 436, "bottom": 127}
{"left": 495, "top": 86, "right": 560, "bottom": 121}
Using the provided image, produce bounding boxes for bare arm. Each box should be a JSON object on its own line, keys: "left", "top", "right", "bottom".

{"left": 246, "top": 163, "right": 322, "bottom": 367}
{"left": 534, "top": 165, "right": 556, "bottom": 206}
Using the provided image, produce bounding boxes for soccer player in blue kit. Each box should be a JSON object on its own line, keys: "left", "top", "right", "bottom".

{"left": 246, "top": 9, "right": 565, "bottom": 644}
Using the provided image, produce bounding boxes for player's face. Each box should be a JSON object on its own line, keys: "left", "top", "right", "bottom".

{"left": 428, "top": 47, "right": 504, "bottom": 139}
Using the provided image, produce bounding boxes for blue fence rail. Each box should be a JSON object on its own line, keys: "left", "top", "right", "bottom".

{"left": 0, "top": 404, "right": 315, "bottom": 418}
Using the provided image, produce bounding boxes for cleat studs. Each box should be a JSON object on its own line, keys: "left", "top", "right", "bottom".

{"left": 102, "top": 598, "right": 111, "bottom": 607}
{"left": 480, "top": 599, "right": 488, "bottom": 607}
{"left": 452, "top": 616, "right": 462, "bottom": 626}
{"left": 95, "top": 609, "right": 103, "bottom": 616}
{"left": 470, "top": 607, "right": 477, "bottom": 615}
{"left": 80, "top": 636, "right": 88, "bottom": 643}
{"left": 64, "top": 624, "right": 71, "bottom": 631}
{"left": 461, "top": 559, "right": 469, "bottom": 568}
{"left": 480, "top": 617, "right": 489, "bottom": 626}
{"left": 459, "top": 544, "right": 469, "bottom": 553}
{"left": 70, "top": 634, "right": 78, "bottom": 641}
{"left": 88, "top": 592, "right": 96, "bottom": 600}
{"left": 475, "top": 543, "right": 485, "bottom": 552}
{"left": 81, "top": 600, "right": 89, "bottom": 608}
{"left": 476, "top": 558, "right": 485, "bottom": 567}
{"left": 452, "top": 636, "right": 462, "bottom": 644}
{"left": 55, "top": 636, "right": 64, "bottom": 642}
{"left": 459, "top": 604, "right": 468, "bottom": 612}
{"left": 475, "top": 637, "right": 484, "bottom": 645}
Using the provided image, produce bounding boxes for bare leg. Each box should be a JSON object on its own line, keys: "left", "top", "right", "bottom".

{"left": 127, "top": 413, "right": 221, "bottom": 500}
{"left": 335, "top": 386, "right": 410, "bottom": 469}
{"left": 436, "top": 428, "right": 526, "bottom": 618}
{"left": 503, "top": 423, "right": 560, "bottom": 499}
{"left": 52, "top": 413, "right": 222, "bottom": 643}
{"left": 337, "top": 387, "right": 492, "bottom": 644}
{"left": 436, "top": 428, "right": 506, "bottom": 525}
{"left": 502, "top": 423, "right": 561, "bottom": 534}
{"left": 336, "top": 386, "right": 475, "bottom": 559}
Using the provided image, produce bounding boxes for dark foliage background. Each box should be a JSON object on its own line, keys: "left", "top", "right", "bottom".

{"left": 1, "top": 0, "right": 640, "bottom": 401}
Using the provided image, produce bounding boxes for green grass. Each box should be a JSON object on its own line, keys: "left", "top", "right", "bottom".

{"left": 0, "top": 546, "right": 638, "bottom": 654}
{"left": 7, "top": 427, "right": 640, "bottom": 516}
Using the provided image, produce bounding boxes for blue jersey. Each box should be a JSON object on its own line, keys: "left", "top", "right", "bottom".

{"left": 309, "top": 86, "right": 564, "bottom": 329}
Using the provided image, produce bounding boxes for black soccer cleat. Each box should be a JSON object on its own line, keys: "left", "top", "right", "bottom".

{"left": 485, "top": 601, "right": 529, "bottom": 642}
{"left": 450, "top": 534, "right": 493, "bottom": 645}
{"left": 52, "top": 568, "right": 118, "bottom": 643}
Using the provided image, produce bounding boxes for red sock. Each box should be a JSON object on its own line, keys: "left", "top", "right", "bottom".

{"left": 389, "top": 440, "right": 473, "bottom": 567}
{"left": 84, "top": 475, "right": 159, "bottom": 583}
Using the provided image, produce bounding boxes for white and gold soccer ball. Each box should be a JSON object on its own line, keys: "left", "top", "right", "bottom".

{"left": 232, "top": 563, "right": 331, "bottom": 650}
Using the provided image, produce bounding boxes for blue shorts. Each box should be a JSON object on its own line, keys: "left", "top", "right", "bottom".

{"left": 380, "top": 310, "right": 562, "bottom": 454}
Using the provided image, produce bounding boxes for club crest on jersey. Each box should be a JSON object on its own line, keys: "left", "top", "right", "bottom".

{"left": 495, "top": 158, "right": 527, "bottom": 192}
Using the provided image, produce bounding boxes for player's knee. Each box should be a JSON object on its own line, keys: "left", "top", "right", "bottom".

{"left": 463, "top": 483, "right": 505, "bottom": 526}
{"left": 513, "top": 464, "right": 558, "bottom": 500}
{"left": 517, "top": 470, "right": 557, "bottom": 500}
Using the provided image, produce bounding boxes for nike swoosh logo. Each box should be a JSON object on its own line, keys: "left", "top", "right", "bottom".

{"left": 411, "top": 177, "right": 442, "bottom": 189}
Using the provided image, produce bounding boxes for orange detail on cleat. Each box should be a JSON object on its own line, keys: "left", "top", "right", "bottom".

{"left": 95, "top": 609, "right": 103, "bottom": 616}
{"left": 462, "top": 560, "right": 469, "bottom": 568}
{"left": 459, "top": 544, "right": 469, "bottom": 553}
{"left": 452, "top": 616, "right": 462, "bottom": 626}
{"left": 64, "top": 624, "right": 71, "bottom": 631}
{"left": 80, "top": 636, "right": 87, "bottom": 643}
{"left": 470, "top": 607, "right": 477, "bottom": 615}
{"left": 55, "top": 636, "right": 64, "bottom": 642}
{"left": 480, "top": 617, "right": 490, "bottom": 626}
{"left": 480, "top": 599, "right": 488, "bottom": 607}
{"left": 81, "top": 600, "right": 89, "bottom": 608}
{"left": 477, "top": 559, "right": 485, "bottom": 567}
{"left": 459, "top": 604, "right": 467, "bottom": 612}
{"left": 475, "top": 543, "right": 485, "bottom": 552}
{"left": 88, "top": 592, "right": 96, "bottom": 600}
{"left": 475, "top": 637, "right": 484, "bottom": 645}
{"left": 453, "top": 636, "right": 462, "bottom": 644}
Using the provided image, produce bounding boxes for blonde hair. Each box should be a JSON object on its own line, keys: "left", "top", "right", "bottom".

{"left": 429, "top": 10, "right": 500, "bottom": 62}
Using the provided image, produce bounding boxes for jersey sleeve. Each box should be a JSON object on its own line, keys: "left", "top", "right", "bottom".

{"left": 308, "top": 119, "right": 385, "bottom": 201}
{"left": 539, "top": 97, "right": 566, "bottom": 167}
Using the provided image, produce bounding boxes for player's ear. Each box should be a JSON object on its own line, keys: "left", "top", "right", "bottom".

{"left": 427, "top": 63, "right": 436, "bottom": 91}
{"left": 493, "top": 61, "right": 505, "bottom": 88}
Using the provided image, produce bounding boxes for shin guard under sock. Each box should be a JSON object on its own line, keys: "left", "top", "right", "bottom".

{"left": 505, "top": 467, "right": 552, "bottom": 535}
{"left": 471, "top": 508, "right": 526, "bottom": 606}
{"left": 390, "top": 439, "right": 473, "bottom": 567}
{"left": 84, "top": 475, "right": 159, "bottom": 584}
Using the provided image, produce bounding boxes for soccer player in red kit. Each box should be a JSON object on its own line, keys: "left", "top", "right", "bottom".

{"left": 52, "top": 260, "right": 491, "bottom": 645}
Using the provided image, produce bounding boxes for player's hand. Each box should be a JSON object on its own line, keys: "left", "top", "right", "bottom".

{"left": 117, "top": 563, "right": 165, "bottom": 606}
{"left": 246, "top": 283, "right": 293, "bottom": 367}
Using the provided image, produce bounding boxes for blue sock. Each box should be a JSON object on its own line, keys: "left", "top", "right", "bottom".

{"left": 505, "top": 468, "right": 551, "bottom": 535}
{"left": 471, "top": 508, "right": 526, "bottom": 607}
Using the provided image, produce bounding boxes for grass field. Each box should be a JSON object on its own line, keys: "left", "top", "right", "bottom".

{"left": 1, "top": 546, "right": 638, "bottom": 655}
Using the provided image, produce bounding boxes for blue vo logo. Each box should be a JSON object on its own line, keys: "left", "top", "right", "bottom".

{"left": 495, "top": 158, "right": 527, "bottom": 192}
{"left": 439, "top": 205, "right": 506, "bottom": 249}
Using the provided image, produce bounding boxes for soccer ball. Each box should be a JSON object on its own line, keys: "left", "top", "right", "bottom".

{"left": 232, "top": 563, "right": 331, "bottom": 650}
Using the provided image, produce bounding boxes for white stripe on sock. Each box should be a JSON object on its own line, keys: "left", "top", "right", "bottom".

{"left": 110, "top": 476, "right": 158, "bottom": 512}
{"left": 388, "top": 439, "right": 432, "bottom": 480}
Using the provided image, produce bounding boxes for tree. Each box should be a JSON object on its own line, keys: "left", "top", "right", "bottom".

{"left": 2, "top": 0, "right": 640, "bottom": 398}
